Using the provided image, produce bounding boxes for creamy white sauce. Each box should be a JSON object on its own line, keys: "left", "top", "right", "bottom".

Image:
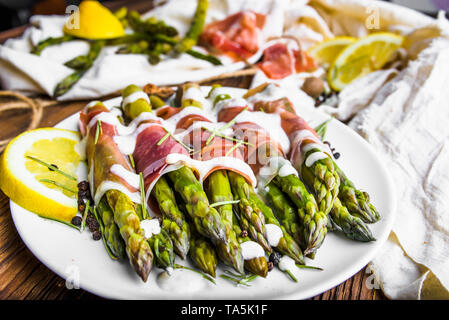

{"left": 121, "top": 91, "right": 150, "bottom": 107}
{"left": 140, "top": 219, "right": 161, "bottom": 238}
{"left": 165, "top": 153, "right": 257, "bottom": 187}
{"left": 232, "top": 110, "right": 290, "bottom": 154}
{"left": 290, "top": 129, "right": 320, "bottom": 147}
{"left": 265, "top": 223, "right": 283, "bottom": 247}
{"left": 257, "top": 157, "right": 298, "bottom": 188}
{"left": 164, "top": 106, "right": 214, "bottom": 128}
{"left": 246, "top": 83, "right": 288, "bottom": 104}
{"left": 214, "top": 97, "right": 248, "bottom": 114}
{"left": 305, "top": 152, "right": 329, "bottom": 167}
{"left": 183, "top": 86, "right": 206, "bottom": 106}
{"left": 157, "top": 268, "right": 206, "bottom": 293}
{"left": 110, "top": 164, "right": 140, "bottom": 189}
{"left": 240, "top": 241, "right": 265, "bottom": 260}
{"left": 278, "top": 255, "right": 296, "bottom": 273}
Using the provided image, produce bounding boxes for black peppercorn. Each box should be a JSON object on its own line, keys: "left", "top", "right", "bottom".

{"left": 92, "top": 230, "right": 102, "bottom": 241}
{"left": 240, "top": 230, "right": 248, "bottom": 238}
{"left": 269, "top": 252, "right": 282, "bottom": 265}
{"left": 78, "top": 181, "right": 89, "bottom": 191}
{"left": 267, "top": 261, "right": 274, "bottom": 272}
{"left": 334, "top": 152, "right": 341, "bottom": 159}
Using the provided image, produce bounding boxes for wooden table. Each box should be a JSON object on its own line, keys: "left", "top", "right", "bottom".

{"left": 0, "top": 0, "right": 386, "bottom": 300}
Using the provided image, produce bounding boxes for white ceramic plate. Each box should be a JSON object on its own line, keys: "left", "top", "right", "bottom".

{"left": 10, "top": 89, "right": 396, "bottom": 300}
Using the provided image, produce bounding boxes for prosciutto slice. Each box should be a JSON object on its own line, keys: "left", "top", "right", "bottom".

{"left": 258, "top": 42, "right": 317, "bottom": 79}
{"left": 79, "top": 103, "right": 140, "bottom": 204}
{"left": 155, "top": 105, "right": 256, "bottom": 185}
{"left": 200, "top": 11, "right": 266, "bottom": 60}
{"left": 217, "top": 103, "right": 284, "bottom": 176}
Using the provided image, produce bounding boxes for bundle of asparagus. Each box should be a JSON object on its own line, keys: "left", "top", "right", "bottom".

{"left": 31, "top": 0, "right": 220, "bottom": 97}
{"left": 244, "top": 83, "right": 375, "bottom": 242}
{"left": 213, "top": 89, "right": 325, "bottom": 256}
{"left": 79, "top": 101, "right": 176, "bottom": 281}
{"left": 75, "top": 81, "right": 379, "bottom": 284}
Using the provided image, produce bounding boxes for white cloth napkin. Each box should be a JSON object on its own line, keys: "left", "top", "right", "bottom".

{"left": 313, "top": 3, "right": 449, "bottom": 298}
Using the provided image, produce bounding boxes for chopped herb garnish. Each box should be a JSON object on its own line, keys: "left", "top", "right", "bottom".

{"left": 80, "top": 199, "right": 90, "bottom": 232}
{"left": 157, "top": 132, "right": 171, "bottom": 146}
{"left": 220, "top": 270, "right": 258, "bottom": 286}
{"left": 38, "top": 214, "right": 80, "bottom": 230}
{"left": 129, "top": 154, "right": 135, "bottom": 169}
{"left": 159, "top": 127, "right": 193, "bottom": 152}
{"left": 174, "top": 264, "right": 216, "bottom": 284}
{"left": 209, "top": 199, "right": 240, "bottom": 208}
{"left": 284, "top": 269, "right": 298, "bottom": 282}
{"left": 314, "top": 118, "right": 332, "bottom": 140}
{"left": 296, "top": 264, "right": 323, "bottom": 271}
{"left": 225, "top": 141, "right": 243, "bottom": 157}
{"left": 39, "top": 179, "right": 77, "bottom": 194}
{"left": 92, "top": 205, "right": 118, "bottom": 260}
{"left": 26, "top": 156, "right": 76, "bottom": 181}
{"left": 139, "top": 172, "right": 148, "bottom": 220}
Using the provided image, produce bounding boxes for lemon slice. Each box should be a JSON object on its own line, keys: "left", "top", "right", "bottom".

{"left": 308, "top": 36, "right": 356, "bottom": 66}
{"left": 0, "top": 128, "right": 83, "bottom": 222}
{"left": 328, "top": 32, "right": 404, "bottom": 91}
{"left": 64, "top": 0, "right": 125, "bottom": 40}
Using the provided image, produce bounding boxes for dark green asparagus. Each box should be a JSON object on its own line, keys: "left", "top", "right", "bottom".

{"left": 105, "top": 190, "right": 154, "bottom": 282}
{"left": 272, "top": 174, "right": 328, "bottom": 255}
{"left": 227, "top": 171, "right": 271, "bottom": 253}
{"left": 263, "top": 181, "right": 302, "bottom": 247}
{"left": 97, "top": 197, "right": 126, "bottom": 259}
{"left": 204, "top": 171, "right": 244, "bottom": 274}
{"left": 189, "top": 230, "right": 218, "bottom": 277}
{"left": 314, "top": 120, "right": 380, "bottom": 224}
{"left": 54, "top": 40, "right": 105, "bottom": 97}
{"left": 330, "top": 197, "right": 375, "bottom": 241}
{"left": 31, "top": 35, "right": 75, "bottom": 55}
{"left": 175, "top": 0, "right": 209, "bottom": 53}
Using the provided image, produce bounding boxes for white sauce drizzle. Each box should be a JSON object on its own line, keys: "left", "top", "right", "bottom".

{"left": 240, "top": 241, "right": 265, "bottom": 260}
{"left": 94, "top": 180, "right": 141, "bottom": 205}
{"left": 110, "top": 164, "right": 140, "bottom": 189}
{"left": 157, "top": 268, "right": 207, "bottom": 293}
{"left": 214, "top": 97, "right": 248, "bottom": 114}
{"left": 165, "top": 153, "right": 257, "bottom": 187}
{"left": 140, "top": 219, "right": 161, "bottom": 239}
{"left": 265, "top": 223, "right": 283, "bottom": 247}
{"left": 246, "top": 83, "right": 288, "bottom": 104}
{"left": 232, "top": 110, "right": 290, "bottom": 154}
{"left": 183, "top": 87, "right": 206, "bottom": 105}
{"left": 122, "top": 91, "right": 150, "bottom": 107}
{"left": 305, "top": 152, "right": 329, "bottom": 167}
{"left": 257, "top": 157, "right": 298, "bottom": 189}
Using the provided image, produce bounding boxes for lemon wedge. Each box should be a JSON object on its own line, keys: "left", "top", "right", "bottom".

{"left": 64, "top": 0, "right": 125, "bottom": 40}
{"left": 308, "top": 36, "right": 356, "bottom": 66}
{"left": 328, "top": 32, "right": 404, "bottom": 91}
{"left": 0, "top": 128, "right": 83, "bottom": 222}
